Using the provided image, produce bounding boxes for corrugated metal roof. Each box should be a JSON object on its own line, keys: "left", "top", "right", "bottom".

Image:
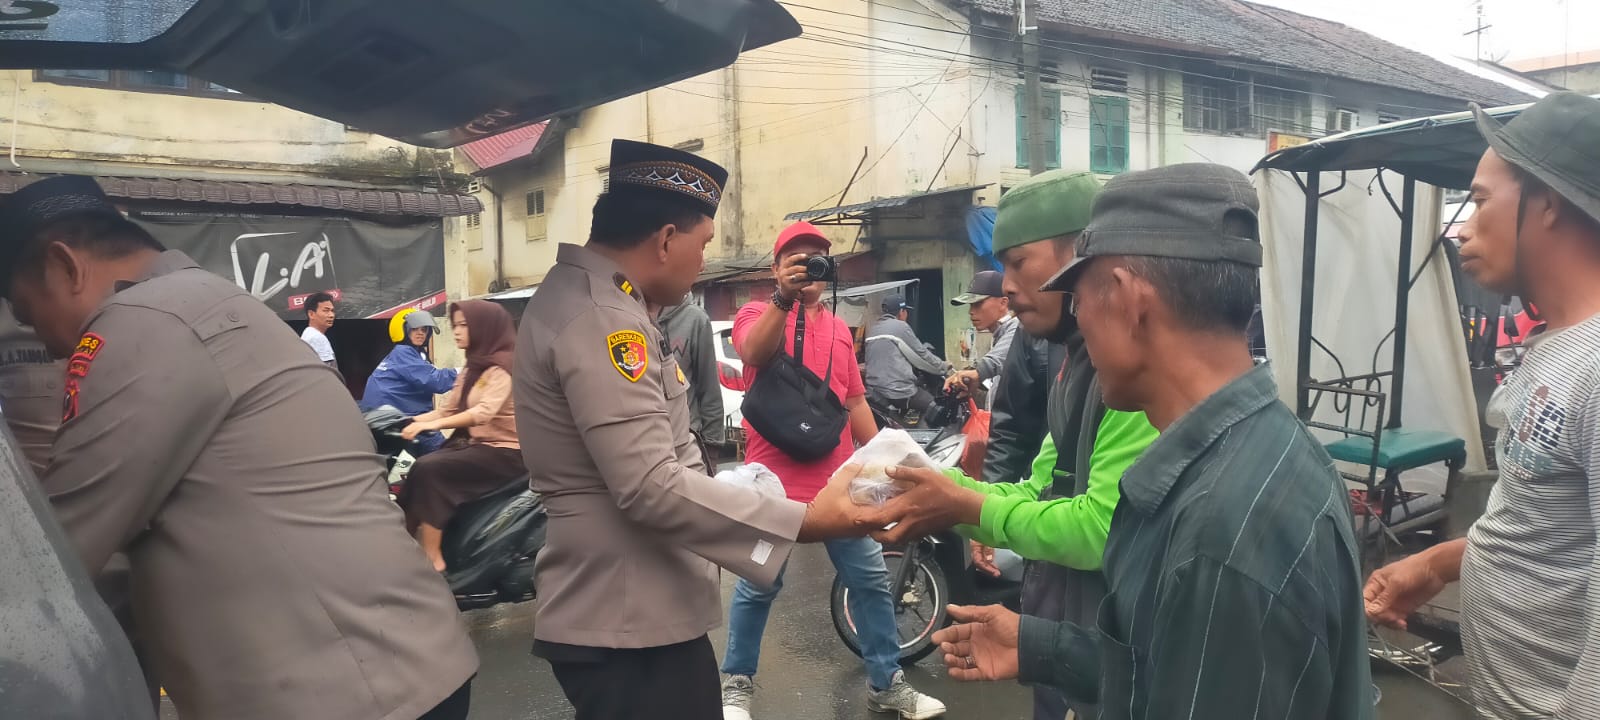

{"left": 963, "top": 0, "right": 1529, "bottom": 106}
{"left": 0, "top": 173, "right": 483, "bottom": 218}
{"left": 785, "top": 184, "right": 989, "bottom": 222}
{"left": 459, "top": 122, "right": 549, "bottom": 171}
{"left": 1252, "top": 99, "right": 1542, "bottom": 189}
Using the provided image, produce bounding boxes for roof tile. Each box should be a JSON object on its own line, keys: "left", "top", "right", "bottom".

{"left": 966, "top": 0, "right": 1527, "bottom": 106}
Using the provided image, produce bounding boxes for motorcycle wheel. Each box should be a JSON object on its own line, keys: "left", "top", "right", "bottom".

{"left": 830, "top": 546, "right": 949, "bottom": 665}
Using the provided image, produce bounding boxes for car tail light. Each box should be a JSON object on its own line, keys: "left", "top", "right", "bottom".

{"left": 718, "top": 361, "right": 746, "bottom": 390}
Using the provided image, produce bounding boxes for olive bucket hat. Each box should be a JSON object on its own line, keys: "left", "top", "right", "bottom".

{"left": 1471, "top": 91, "right": 1600, "bottom": 226}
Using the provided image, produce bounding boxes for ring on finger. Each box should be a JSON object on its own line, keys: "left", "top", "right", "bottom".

{"left": 965, "top": 656, "right": 976, "bottom": 669}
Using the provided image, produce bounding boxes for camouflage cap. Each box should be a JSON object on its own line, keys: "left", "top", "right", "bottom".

{"left": 992, "top": 170, "right": 1102, "bottom": 255}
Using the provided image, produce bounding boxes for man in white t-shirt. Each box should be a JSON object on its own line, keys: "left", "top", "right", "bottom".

{"left": 300, "top": 291, "right": 337, "bottom": 368}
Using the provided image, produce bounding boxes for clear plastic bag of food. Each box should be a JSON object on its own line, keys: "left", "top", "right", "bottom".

{"left": 843, "top": 428, "right": 936, "bottom": 506}
{"left": 714, "top": 462, "right": 786, "bottom": 500}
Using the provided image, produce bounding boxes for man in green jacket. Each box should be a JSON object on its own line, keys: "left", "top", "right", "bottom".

{"left": 870, "top": 169, "right": 1157, "bottom": 720}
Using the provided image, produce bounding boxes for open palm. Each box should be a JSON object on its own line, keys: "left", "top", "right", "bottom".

{"left": 932, "top": 604, "right": 1020, "bottom": 681}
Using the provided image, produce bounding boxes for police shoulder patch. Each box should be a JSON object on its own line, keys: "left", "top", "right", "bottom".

{"left": 73, "top": 332, "right": 105, "bottom": 361}
{"left": 62, "top": 332, "right": 106, "bottom": 422}
{"left": 607, "top": 330, "right": 649, "bottom": 382}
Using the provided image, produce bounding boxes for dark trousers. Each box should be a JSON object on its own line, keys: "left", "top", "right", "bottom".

{"left": 416, "top": 679, "right": 472, "bottom": 720}
{"left": 872, "top": 387, "right": 935, "bottom": 419}
{"left": 542, "top": 636, "right": 720, "bottom": 720}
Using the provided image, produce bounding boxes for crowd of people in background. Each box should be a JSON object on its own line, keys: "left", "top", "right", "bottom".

{"left": 0, "top": 91, "right": 1596, "bottom": 720}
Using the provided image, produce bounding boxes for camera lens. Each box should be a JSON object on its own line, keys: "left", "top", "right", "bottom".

{"left": 804, "top": 255, "right": 837, "bottom": 281}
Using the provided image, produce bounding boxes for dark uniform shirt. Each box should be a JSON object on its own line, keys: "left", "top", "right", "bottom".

{"left": 1019, "top": 362, "right": 1372, "bottom": 720}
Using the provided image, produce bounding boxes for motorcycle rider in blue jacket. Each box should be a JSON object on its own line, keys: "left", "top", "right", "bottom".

{"left": 361, "top": 309, "right": 457, "bottom": 455}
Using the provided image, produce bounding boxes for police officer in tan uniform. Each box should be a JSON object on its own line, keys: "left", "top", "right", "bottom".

{"left": 517, "top": 140, "right": 874, "bottom": 719}
{"left": 0, "top": 298, "right": 61, "bottom": 475}
{"left": 0, "top": 176, "right": 479, "bottom": 720}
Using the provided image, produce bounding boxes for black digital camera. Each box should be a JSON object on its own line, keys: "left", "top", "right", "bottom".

{"left": 804, "top": 254, "right": 837, "bottom": 282}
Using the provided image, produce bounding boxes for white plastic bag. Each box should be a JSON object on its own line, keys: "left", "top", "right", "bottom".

{"left": 843, "top": 428, "right": 936, "bottom": 506}
{"left": 715, "top": 462, "right": 786, "bottom": 499}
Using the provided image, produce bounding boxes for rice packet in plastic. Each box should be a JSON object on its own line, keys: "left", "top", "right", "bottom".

{"left": 842, "top": 428, "right": 936, "bottom": 506}
{"left": 714, "top": 462, "right": 786, "bottom": 500}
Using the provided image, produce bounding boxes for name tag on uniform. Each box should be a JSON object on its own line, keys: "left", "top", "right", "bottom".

{"left": 751, "top": 539, "right": 774, "bottom": 566}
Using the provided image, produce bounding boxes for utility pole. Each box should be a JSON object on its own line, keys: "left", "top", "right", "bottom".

{"left": 1020, "top": 0, "right": 1047, "bottom": 176}
{"left": 1463, "top": 0, "right": 1491, "bottom": 61}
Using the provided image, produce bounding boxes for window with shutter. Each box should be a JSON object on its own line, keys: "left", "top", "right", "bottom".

{"left": 1090, "top": 96, "right": 1129, "bottom": 174}
{"left": 1014, "top": 85, "right": 1062, "bottom": 169}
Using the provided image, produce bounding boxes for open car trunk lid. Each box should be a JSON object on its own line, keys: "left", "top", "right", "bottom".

{"left": 0, "top": 0, "right": 802, "bottom": 147}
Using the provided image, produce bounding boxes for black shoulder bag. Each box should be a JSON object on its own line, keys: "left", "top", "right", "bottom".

{"left": 741, "top": 304, "right": 849, "bottom": 461}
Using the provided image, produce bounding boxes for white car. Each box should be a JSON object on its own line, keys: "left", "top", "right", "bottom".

{"left": 711, "top": 321, "right": 744, "bottom": 434}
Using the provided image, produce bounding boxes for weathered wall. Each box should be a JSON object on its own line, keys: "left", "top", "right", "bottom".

{"left": 1, "top": 70, "right": 448, "bottom": 184}
{"left": 456, "top": 0, "right": 1475, "bottom": 364}
{"left": 1524, "top": 64, "right": 1600, "bottom": 94}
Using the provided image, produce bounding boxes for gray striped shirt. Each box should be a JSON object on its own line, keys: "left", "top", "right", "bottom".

{"left": 1462, "top": 313, "right": 1600, "bottom": 719}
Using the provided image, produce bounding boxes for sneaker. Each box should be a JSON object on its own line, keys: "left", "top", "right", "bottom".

{"left": 867, "top": 670, "right": 947, "bottom": 719}
{"left": 722, "top": 674, "right": 755, "bottom": 720}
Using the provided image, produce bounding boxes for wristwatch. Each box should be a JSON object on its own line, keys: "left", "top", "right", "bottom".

{"left": 771, "top": 289, "right": 797, "bottom": 311}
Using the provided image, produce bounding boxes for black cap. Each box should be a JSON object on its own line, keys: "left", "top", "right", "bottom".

{"left": 951, "top": 270, "right": 1004, "bottom": 305}
{"left": 882, "top": 294, "right": 912, "bottom": 315}
{"left": 607, "top": 139, "right": 729, "bottom": 218}
{"left": 0, "top": 175, "right": 134, "bottom": 297}
{"left": 1043, "top": 163, "right": 1261, "bottom": 293}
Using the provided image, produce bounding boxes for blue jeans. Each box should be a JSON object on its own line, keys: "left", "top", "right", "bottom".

{"left": 722, "top": 536, "right": 900, "bottom": 691}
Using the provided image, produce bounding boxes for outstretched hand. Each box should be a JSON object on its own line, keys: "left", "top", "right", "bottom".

{"left": 1364, "top": 553, "right": 1447, "bottom": 630}
{"left": 797, "top": 463, "right": 877, "bottom": 542}
{"left": 932, "top": 604, "right": 1020, "bottom": 682}
{"left": 861, "top": 465, "right": 985, "bottom": 545}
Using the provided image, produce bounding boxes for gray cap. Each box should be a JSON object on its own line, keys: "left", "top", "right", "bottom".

{"left": 951, "top": 270, "right": 1004, "bottom": 305}
{"left": 1042, "top": 163, "right": 1262, "bottom": 293}
{"left": 404, "top": 310, "right": 435, "bottom": 331}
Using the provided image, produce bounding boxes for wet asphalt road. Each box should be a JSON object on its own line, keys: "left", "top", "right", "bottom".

{"left": 157, "top": 544, "right": 1479, "bottom": 719}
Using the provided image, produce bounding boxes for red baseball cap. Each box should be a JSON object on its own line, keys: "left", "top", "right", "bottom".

{"left": 774, "top": 221, "right": 831, "bottom": 257}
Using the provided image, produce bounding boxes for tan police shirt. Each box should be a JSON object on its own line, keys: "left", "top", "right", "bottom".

{"left": 516, "top": 243, "right": 807, "bottom": 649}
{"left": 0, "top": 299, "right": 63, "bottom": 476}
{"left": 42, "top": 251, "right": 478, "bottom": 720}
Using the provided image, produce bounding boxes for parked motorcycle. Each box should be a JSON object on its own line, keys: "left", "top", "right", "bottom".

{"left": 864, "top": 343, "right": 951, "bottom": 431}
{"left": 364, "top": 405, "right": 546, "bottom": 611}
{"left": 830, "top": 392, "right": 1023, "bottom": 664}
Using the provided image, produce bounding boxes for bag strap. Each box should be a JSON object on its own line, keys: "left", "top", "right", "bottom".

{"left": 788, "top": 302, "right": 837, "bottom": 390}
{"left": 792, "top": 303, "right": 806, "bottom": 365}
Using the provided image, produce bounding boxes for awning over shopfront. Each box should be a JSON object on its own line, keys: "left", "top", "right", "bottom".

{"left": 784, "top": 184, "right": 989, "bottom": 225}
{"left": 826, "top": 278, "right": 918, "bottom": 329}
{"left": 132, "top": 213, "right": 447, "bottom": 322}
{"left": 0, "top": 172, "right": 483, "bottom": 218}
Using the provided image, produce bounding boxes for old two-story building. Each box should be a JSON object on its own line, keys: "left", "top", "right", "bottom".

{"left": 0, "top": 68, "right": 480, "bottom": 394}
{"left": 456, "top": 0, "right": 1529, "bottom": 361}
{"left": 1505, "top": 50, "right": 1600, "bottom": 95}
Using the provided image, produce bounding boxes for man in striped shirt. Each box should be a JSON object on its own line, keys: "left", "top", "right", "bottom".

{"left": 930, "top": 164, "right": 1373, "bottom": 719}
{"left": 1366, "top": 92, "right": 1600, "bottom": 718}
